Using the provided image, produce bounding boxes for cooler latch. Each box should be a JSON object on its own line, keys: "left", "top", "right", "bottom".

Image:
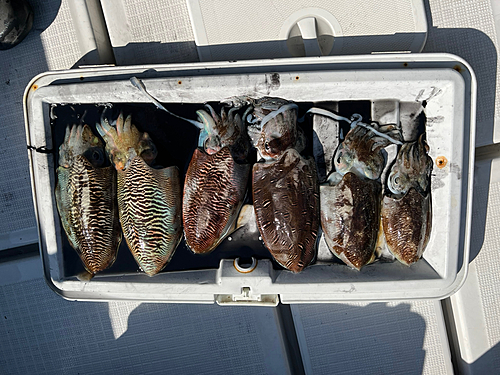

{"left": 215, "top": 287, "right": 278, "bottom": 306}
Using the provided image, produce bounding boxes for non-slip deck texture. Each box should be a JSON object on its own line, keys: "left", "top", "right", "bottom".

{"left": 0, "top": 277, "right": 289, "bottom": 375}
{"left": 100, "top": 0, "right": 198, "bottom": 65}
{"left": 423, "top": 0, "right": 500, "bottom": 146}
{"left": 292, "top": 301, "right": 452, "bottom": 375}
{"left": 454, "top": 176, "right": 500, "bottom": 372}
{"left": 189, "top": 0, "right": 423, "bottom": 60}
{"left": 476, "top": 182, "right": 500, "bottom": 355}
{"left": 0, "top": 0, "right": 84, "bottom": 249}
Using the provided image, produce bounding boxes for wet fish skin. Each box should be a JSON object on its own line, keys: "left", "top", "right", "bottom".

{"left": 381, "top": 188, "right": 431, "bottom": 265}
{"left": 253, "top": 148, "right": 319, "bottom": 273}
{"left": 183, "top": 147, "right": 250, "bottom": 254}
{"left": 55, "top": 124, "right": 121, "bottom": 277}
{"left": 97, "top": 112, "right": 182, "bottom": 276}
{"left": 117, "top": 157, "right": 182, "bottom": 275}
{"left": 320, "top": 172, "right": 380, "bottom": 270}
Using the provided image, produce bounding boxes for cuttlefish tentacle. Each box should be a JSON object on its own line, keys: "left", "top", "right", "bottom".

{"left": 196, "top": 105, "right": 243, "bottom": 154}
{"left": 370, "top": 124, "right": 403, "bottom": 151}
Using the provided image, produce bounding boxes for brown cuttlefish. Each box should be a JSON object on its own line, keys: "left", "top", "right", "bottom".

{"left": 55, "top": 124, "right": 121, "bottom": 280}
{"left": 97, "top": 112, "right": 182, "bottom": 276}
{"left": 183, "top": 104, "right": 252, "bottom": 254}
{"left": 381, "top": 134, "right": 433, "bottom": 265}
{"left": 249, "top": 98, "right": 319, "bottom": 273}
{"left": 320, "top": 117, "right": 403, "bottom": 270}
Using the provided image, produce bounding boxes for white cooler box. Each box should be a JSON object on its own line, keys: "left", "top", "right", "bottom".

{"left": 24, "top": 54, "right": 476, "bottom": 304}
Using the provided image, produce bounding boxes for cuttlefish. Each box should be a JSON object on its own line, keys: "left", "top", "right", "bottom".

{"left": 320, "top": 117, "right": 402, "bottom": 270}
{"left": 97, "top": 112, "right": 182, "bottom": 276}
{"left": 381, "top": 134, "right": 433, "bottom": 265}
{"left": 249, "top": 98, "right": 319, "bottom": 273}
{"left": 55, "top": 124, "right": 121, "bottom": 279}
{"left": 183, "top": 104, "right": 252, "bottom": 254}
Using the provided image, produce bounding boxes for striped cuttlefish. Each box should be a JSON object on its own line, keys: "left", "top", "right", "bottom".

{"left": 97, "top": 112, "right": 182, "bottom": 276}
{"left": 55, "top": 124, "right": 121, "bottom": 280}
{"left": 183, "top": 104, "right": 252, "bottom": 254}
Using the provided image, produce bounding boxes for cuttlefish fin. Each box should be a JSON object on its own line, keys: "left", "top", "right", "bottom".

{"left": 374, "top": 218, "right": 395, "bottom": 261}
{"left": 236, "top": 204, "right": 255, "bottom": 230}
{"left": 76, "top": 269, "right": 95, "bottom": 282}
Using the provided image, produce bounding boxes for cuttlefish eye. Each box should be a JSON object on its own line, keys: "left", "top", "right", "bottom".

{"left": 84, "top": 147, "right": 105, "bottom": 167}
{"left": 336, "top": 152, "right": 343, "bottom": 164}
{"left": 363, "top": 164, "right": 376, "bottom": 180}
{"left": 388, "top": 171, "right": 404, "bottom": 195}
{"left": 262, "top": 137, "right": 286, "bottom": 159}
{"left": 92, "top": 150, "right": 103, "bottom": 161}
{"left": 203, "top": 135, "right": 221, "bottom": 155}
{"left": 141, "top": 149, "right": 157, "bottom": 165}
{"left": 334, "top": 146, "right": 353, "bottom": 173}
